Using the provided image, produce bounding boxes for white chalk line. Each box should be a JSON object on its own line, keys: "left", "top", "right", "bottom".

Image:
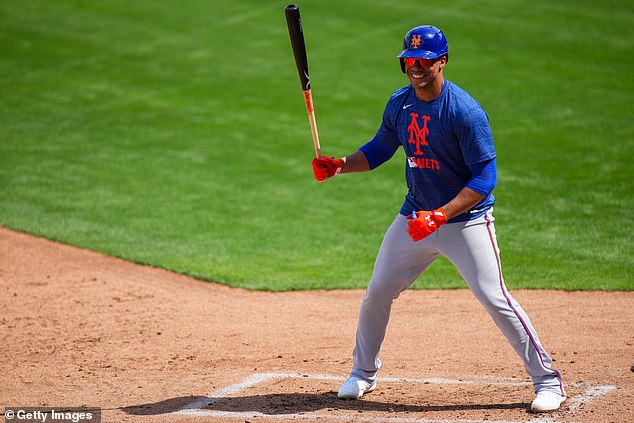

{"left": 178, "top": 372, "right": 284, "bottom": 411}
{"left": 177, "top": 372, "right": 529, "bottom": 412}
{"left": 175, "top": 372, "right": 615, "bottom": 423}
{"left": 180, "top": 409, "right": 558, "bottom": 423}
{"left": 566, "top": 384, "right": 617, "bottom": 411}
{"left": 380, "top": 375, "right": 531, "bottom": 386}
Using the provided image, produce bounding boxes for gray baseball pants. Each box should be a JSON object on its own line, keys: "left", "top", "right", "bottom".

{"left": 349, "top": 211, "right": 565, "bottom": 396}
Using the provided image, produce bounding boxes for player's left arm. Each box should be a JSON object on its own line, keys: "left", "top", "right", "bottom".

{"left": 407, "top": 158, "right": 496, "bottom": 241}
{"left": 441, "top": 187, "right": 485, "bottom": 219}
{"left": 443, "top": 157, "right": 496, "bottom": 219}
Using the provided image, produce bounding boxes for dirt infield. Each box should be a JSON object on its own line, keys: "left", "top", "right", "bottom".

{"left": 1, "top": 227, "right": 633, "bottom": 423}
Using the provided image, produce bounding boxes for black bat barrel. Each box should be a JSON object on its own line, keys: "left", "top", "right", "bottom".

{"left": 285, "top": 4, "right": 311, "bottom": 91}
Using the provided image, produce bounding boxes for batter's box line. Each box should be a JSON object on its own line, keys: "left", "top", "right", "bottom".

{"left": 174, "top": 372, "right": 615, "bottom": 423}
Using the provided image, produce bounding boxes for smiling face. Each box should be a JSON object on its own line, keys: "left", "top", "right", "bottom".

{"left": 404, "top": 55, "right": 447, "bottom": 100}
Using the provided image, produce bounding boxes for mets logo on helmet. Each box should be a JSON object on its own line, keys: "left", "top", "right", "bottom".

{"left": 411, "top": 34, "right": 421, "bottom": 48}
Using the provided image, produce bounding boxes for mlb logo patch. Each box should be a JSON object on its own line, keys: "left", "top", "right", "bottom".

{"left": 407, "top": 157, "right": 418, "bottom": 168}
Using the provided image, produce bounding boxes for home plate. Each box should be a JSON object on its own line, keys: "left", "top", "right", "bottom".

{"left": 175, "top": 372, "right": 615, "bottom": 423}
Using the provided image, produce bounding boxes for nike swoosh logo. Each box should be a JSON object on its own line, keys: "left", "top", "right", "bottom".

{"left": 403, "top": 104, "right": 413, "bottom": 109}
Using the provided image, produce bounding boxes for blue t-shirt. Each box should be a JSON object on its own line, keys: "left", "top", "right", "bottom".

{"left": 361, "top": 80, "right": 496, "bottom": 222}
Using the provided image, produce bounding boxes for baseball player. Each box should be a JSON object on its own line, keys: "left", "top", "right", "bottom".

{"left": 312, "top": 25, "right": 566, "bottom": 413}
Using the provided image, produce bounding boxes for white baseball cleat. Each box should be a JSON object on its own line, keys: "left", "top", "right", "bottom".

{"left": 337, "top": 376, "right": 376, "bottom": 399}
{"left": 530, "top": 391, "right": 566, "bottom": 413}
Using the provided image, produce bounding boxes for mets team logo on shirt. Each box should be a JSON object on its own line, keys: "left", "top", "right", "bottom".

{"left": 407, "top": 112, "right": 440, "bottom": 170}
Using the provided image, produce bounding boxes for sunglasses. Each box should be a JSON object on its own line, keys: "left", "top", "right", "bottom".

{"left": 403, "top": 57, "right": 436, "bottom": 67}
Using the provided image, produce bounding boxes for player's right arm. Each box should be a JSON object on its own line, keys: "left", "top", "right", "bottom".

{"left": 342, "top": 150, "right": 371, "bottom": 173}
{"left": 311, "top": 150, "right": 369, "bottom": 182}
{"left": 312, "top": 94, "right": 400, "bottom": 181}
{"left": 311, "top": 138, "right": 396, "bottom": 181}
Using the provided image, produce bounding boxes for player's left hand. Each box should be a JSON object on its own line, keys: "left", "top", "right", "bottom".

{"left": 407, "top": 208, "right": 448, "bottom": 241}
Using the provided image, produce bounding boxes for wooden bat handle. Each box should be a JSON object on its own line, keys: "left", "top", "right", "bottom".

{"left": 303, "top": 90, "right": 321, "bottom": 158}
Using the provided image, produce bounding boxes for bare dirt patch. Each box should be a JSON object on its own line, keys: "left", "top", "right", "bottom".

{"left": 1, "top": 227, "right": 632, "bottom": 422}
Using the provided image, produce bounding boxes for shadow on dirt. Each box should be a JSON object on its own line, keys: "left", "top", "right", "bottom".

{"left": 121, "top": 391, "right": 529, "bottom": 416}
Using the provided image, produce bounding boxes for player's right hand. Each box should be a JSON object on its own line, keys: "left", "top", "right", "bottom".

{"left": 312, "top": 156, "right": 343, "bottom": 182}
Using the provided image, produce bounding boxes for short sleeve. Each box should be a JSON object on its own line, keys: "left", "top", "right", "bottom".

{"left": 457, "top": 107, "right": 496, "bottom": 166}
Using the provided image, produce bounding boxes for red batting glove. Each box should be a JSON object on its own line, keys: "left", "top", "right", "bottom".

{"left": 312, "top": 156, "right": 343, "bottom": 182}
{"left": 407, "top": 208, "right": 448, "bottom": 241}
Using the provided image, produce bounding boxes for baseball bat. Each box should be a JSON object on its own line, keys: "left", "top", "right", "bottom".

{"left": 284, "top": 4, "right": 322, "bottom": 158}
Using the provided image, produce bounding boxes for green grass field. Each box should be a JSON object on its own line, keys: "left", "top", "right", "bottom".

{"left": 1, "top": 0, "right": 632, "bottom": 291}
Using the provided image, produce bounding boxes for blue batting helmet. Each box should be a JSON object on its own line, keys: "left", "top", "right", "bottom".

{"left": 397, "top": 26, "right": 448, "bottom": 72}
